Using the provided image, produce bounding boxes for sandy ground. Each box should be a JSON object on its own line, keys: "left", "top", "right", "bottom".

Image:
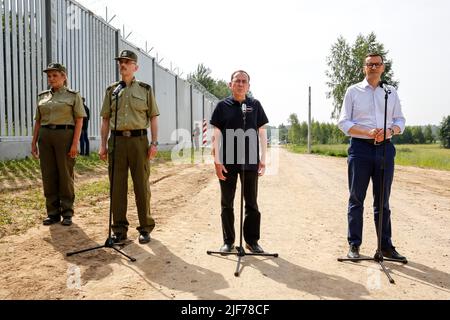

{"left": 0, "top": 147, "right": 449, "bottom": 300}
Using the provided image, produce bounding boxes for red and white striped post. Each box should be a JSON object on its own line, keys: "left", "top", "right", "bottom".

{"left": 202, "top": 119, "right": 208, "bottom": 147}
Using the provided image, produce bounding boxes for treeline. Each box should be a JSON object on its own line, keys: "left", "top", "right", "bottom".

{"left": 188, "top": 64, "right": 231, "bottom": 99}
{"left": 280, "top": 114, "right": 439, "bottom": 145}
{"left": 393, "top": 125, "right": 437, "bottom": 144}
{"left": 282, "top": 121, "right": 348, "bottom": 145}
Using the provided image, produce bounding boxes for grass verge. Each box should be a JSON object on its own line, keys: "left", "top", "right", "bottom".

{"left": 288, "top": 144, "right": 450, "bottom": 171}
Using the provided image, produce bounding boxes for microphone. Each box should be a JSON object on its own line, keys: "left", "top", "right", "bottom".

{"left": 242, "top": 103, "right": 247, "bottom": 114}
{"left": 112, "top": 81, "right": 126, "bottom": 96}
{"left": 379, "top": 80, "right": 391, "bottom": 94}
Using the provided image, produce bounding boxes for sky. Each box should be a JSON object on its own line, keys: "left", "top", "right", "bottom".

{"left": 78, "top": 0, "right": 450, "bottom": 127}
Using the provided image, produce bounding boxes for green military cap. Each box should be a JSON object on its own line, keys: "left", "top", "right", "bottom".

{"left": 115, "top": 50, "right": 138, "bottom": 62}
{"left": 43, "top": 62, "right": 67, "bottom": 73}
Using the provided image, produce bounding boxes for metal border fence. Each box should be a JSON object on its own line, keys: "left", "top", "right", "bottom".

{"left": 0, "top": 0, "right": 219, "bottom": 160}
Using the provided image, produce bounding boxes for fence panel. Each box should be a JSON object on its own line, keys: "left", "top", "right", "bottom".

{"left": 0, "top": 0, "right": 47, "bottom": 139}
{"left": 0, "top": 0, "right": 218, "bottom": 160}
{"left": 154, "top": 65, "right": 177, "bottom": 145}
{"left": 0, "top": 0, "right": 5, "bottom": 136}
{"left": 176, "top": 78, "right": 192, "bottom": 135}
{"left": 191, "top": 88, "right": 204, "bottom": 133}
{"left": 51, "top": 0, "right": 117, "bottom": 137}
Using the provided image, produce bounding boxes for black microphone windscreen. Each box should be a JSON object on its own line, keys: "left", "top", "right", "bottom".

{"left": 113, "top": 81, "right": 126, "bottom": 96}
{"left": 380, "top": 80, "right": 388, "bottom": 88}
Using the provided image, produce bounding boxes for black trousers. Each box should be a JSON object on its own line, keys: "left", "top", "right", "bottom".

{"left": 80, "top": 129, "right": 90, "bottom": 155}
{"left": 219, "top": 170, "right": 261, "bottom": 245}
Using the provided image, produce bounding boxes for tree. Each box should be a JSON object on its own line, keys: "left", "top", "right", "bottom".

{"left": 439, "top": 116, "right": 450, "bottom": 148}
{"left": 403, "top": 127, "right": 414, "bottom": 144}
{"left": 212, "top": 80, "right": 231, "bottom": 100}
{"left": 288, "top": 114, "right": 301, "bottom": 144}
{"left": 278, "top": 124, "right": 288, "bottom": 144}
{"left": 424, "top": 125, "right": 435, "bottom": 144}
{"left": 189, "top": 64, "right": 215, "bottom": 90}
{"left": 326, "top": 32, "right": 399, "bottom": 119}
{"left": 299, "top": 122, "right": 308, "bottom": 144}
{"left": 188, "top": 64, "right": 231, "bottom": 100}
{"left": 411, "top": 126, "right": 425, "bottom": 144}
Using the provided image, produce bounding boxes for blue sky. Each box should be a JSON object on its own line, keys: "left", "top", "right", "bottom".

{"left": 79, "top": 0, "right": 450, "bottom": 127}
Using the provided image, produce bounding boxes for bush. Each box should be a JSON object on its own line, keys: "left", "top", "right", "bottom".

{"left": 439, "top": 116, "right": 450, "bottom": 149}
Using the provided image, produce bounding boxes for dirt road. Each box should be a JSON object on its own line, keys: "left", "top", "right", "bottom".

{"left": 0, "top": 147, "right": 449, "bottom": 300}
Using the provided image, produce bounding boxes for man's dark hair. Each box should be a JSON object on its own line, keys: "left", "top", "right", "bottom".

{"left": 231, "top": 70, "right": 251, "bottom": 82}
{"left": 365, "top": 53, "right": 384, "bottom": 64}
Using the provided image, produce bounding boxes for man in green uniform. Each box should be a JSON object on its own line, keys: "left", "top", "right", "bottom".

{"left": 31, "top": 63, "right": 86, "bottom": 226}
{"left": 99, "top": 50, "right": 160, "bottom": 244}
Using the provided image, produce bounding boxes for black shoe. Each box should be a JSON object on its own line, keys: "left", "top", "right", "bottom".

{"left": 112, "top": 233, "right": 128, "bottom": 244}
{"left": 220, "top": 243, "right": 234, "bottom": 254}
{"left": 138, "top": 232, "right": 151, "bottom": 244}
{"left": 246, "top": 242, "right": 264, "bottom": 254}
{"left": 382, "top": 246, "right": 407, "bottom": 262}
{"left": 347, "top": 245, "right": 360, "bottom": 259}
{"left": 61, "top": 217, "right": 72, "bottom": 226}
{"left": 43, "top": 216, "right": 60, "bottom": 226}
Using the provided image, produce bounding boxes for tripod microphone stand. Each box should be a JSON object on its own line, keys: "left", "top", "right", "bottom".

{"left": 338, "top": 82, "right": 407, "bottom": 284}
{"left": 67, "top": 81, "right": 136, "bottom": 262}
{"left": 207, "top": 103, "right": 278, "bottom": 277}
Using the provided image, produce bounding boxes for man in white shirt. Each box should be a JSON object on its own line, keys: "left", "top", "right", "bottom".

{"left": 338, "top": 53, "right": 407, "bottom": 262}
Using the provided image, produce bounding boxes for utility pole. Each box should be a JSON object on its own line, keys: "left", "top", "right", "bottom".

{"left": 308, "top": 86, "right": 312, "bottom": 154}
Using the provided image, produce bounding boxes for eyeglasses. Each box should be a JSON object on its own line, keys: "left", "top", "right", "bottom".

{"left": 117, "top": 60, "right": 136, "bottom": 65}
{"left": 365, "top": 63, "right": 383, "bottom": 68}
{"left": 232, "top": 79, "right": 248, "bottom": 84}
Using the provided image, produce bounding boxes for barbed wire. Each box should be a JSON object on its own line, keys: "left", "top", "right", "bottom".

{"left": 75, "top": 0, "right": 184, "bottom": 78}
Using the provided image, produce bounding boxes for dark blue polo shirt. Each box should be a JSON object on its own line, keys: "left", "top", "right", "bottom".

{"left": 210, "top": 96, "right": 269, "bottom": 172}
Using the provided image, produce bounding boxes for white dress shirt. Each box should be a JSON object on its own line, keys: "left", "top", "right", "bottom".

{"left": 338, "top": 79, "right": 406, "bottom": 139}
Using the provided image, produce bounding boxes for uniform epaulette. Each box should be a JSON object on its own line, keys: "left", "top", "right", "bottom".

{"left": 66, "top": 88, "right": 79, "bottom": 94}
{"left": 137, "top": 81, "right": 151, "bottom": 90}
{"left": 38, "top": 89, "right": 51, "bottom": 96}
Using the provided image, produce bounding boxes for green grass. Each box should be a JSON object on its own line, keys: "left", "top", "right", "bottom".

{"left": 0, "top": 153, "right": 106, "bottom": 183}
{"left": 288, "top": 144, "right": 450, "bottom": 171}
{"left": 288, "top": 144, "right": 348, "bottom": 158}
{"left": 159, "top": 150, "right": 177, "bottom": 161}
{"left": 0, "top": 151, "right": 174, "bottom": 185}
{"left": 0, "top": 150, "right": 176, "bottom": 235}
{"left": 0, "top": 178, "right": 112, "bottom": 236}
{"left": 0, "top": 187, "right": 46, "bottom": 236}
{"left": 0, "top": 157, "right": 41, "bottom": 181}
{"left": 395, "top": 144, "right": 450, "bottom": 171}
{"left": 75, "top": 179, "right": 110, "bottom": 203}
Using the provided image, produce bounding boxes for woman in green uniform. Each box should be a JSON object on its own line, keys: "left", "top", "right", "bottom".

{"left": 31, "top": 63, "right": 86, "bottom": 226}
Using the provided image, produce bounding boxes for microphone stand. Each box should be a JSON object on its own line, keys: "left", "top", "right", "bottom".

{"left": 207, "top": 103, "right": 278, "bottom": 277}
{"left": 338, "top": 84, "right": 407, "bottom": 284}
{"left": 67, "top": 83, "right": 136, "bottom": 262}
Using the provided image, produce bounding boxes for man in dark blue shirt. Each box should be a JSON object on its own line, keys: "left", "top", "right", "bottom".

{"left": 210, "top": 70, "right": 269, "bottom": 254}
{"left": 80, "top": 98, "right": 90, "bottom": 156}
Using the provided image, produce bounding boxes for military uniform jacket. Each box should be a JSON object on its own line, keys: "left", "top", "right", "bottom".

{"left": 100, "top": 79, "right": 160, "bottom": 131}
{"left": 35, "top": 87, "right": 86, "bottom": 125}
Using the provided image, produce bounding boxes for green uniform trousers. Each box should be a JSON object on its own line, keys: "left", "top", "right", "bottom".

{"left": 108, "top": 135, "right": 155, "bottom": 234}
{"left": 38, "top": 128, "right": 75, "bottom": 218}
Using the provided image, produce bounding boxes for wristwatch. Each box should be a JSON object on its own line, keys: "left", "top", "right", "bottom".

{"left": 151, "top": 141, "right": 159, "bottom": 146}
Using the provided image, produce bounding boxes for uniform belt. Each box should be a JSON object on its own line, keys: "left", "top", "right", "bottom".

{"left": 111, "top": 129, "right": 147, "bottom": 137}
{"left": 42, "top": 125, "right": 75, "bottom": 130}
{"left": 352, "top": 137, "right": 391, "bottom": 145}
